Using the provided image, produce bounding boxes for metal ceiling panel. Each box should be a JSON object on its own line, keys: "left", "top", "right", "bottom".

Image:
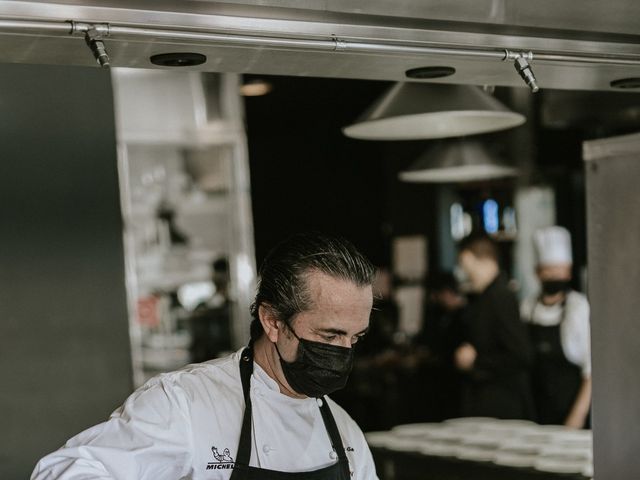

{"left": 0, "top": 0, "right": 639, "bottom": 91}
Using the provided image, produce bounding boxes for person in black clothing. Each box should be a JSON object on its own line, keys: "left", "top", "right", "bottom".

{"left": 189, "top": 258, "right": 233, "bottom": 362}
{"left": 412, "top": 272, "right": 466, "bottom": 420}
{"left": 455, "top": 235, "right": 535, "bottom": 420}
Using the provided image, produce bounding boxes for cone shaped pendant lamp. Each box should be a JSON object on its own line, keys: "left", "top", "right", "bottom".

{"left": 343, "top": 83, "right": 525, "bottom": 140}
{"left": 399, "top": 139, "right": 518, "bottom": 183}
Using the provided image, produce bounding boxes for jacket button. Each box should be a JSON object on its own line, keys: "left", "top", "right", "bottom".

{"left": 316, "top": 398, "right": 323, "bottom": 407}
{"left": 329, "top": 451, "right": 338, "bottom": 460}
{"left": 262, "top": 444, "right": 271, "bottom": 454}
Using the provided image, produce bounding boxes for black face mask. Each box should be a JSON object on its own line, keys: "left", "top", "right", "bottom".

{"left": 541, "top": 280, "right": 571, "bottom": 296}
{"left": 275, "top": 324, "right": 354, "bottom": 398}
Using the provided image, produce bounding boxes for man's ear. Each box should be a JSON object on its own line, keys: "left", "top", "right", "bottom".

{"left": 258, "top": 304, "right": 280, "bottom": 343}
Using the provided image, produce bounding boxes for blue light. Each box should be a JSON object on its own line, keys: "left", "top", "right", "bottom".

{"left": 483, "top": 199, "right": 499, "bottom": 234}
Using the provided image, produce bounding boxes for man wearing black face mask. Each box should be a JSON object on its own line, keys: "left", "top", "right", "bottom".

{"left": 521, "top": 226, "right": 592, "bottom": 428}
{"left": 32, "top": 233, "right": 379, "bottom": 480}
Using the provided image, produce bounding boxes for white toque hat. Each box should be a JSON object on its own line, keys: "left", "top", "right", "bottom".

{"left": 534, "top": 226, "right": 573, "bottom": 266}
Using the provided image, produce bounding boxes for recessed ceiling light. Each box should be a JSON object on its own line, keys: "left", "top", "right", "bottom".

{"left": 610, "top": 77, "right": 640, "bottom": 89}
{"left": 405, "top": 66, "right": 456, "bottom": 79}
{"left": 240, "top": 79, "right": 273, "bottom": 97}
{"left": 150, "top": 52, "right": 207, "bottom": 67}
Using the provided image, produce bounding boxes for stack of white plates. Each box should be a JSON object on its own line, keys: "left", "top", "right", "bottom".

{"left": 453, "top": 434, "right": 503, "bottom": 462}
{"left": 534, "top": 448, "right": 592, "bottom": 474}
{"left": 539, "top": 445, "right": 592, "bottom": 462}
{"left": 534, "top": 456, "right": 589, "bottom": 474}
{"left": 391, "top": 423, "right": 449, "bottom": 439}
{"left": 493, "top": 440, "right": 543, "bottom": 468}
{"left": 444, "top": 417, "right": 496, "bottom": 426}
{"left": 383, "top": 436, "right": 427, "bottom": 453}
{"left": 418, "top": 440, "right": 462, "bottom": 457}
{"left": 364, "top": 431, "right": 397, "bottom": 449}
{"left": 373, "top": 418, "right": 594, "bottom": 476}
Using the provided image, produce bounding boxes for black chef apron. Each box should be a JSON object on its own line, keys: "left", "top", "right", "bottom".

{"left": 229, "top": 348, "right": 351, "bottom": 480}
{"left": 529, "top": 302, "right": 583, "bottom": 425}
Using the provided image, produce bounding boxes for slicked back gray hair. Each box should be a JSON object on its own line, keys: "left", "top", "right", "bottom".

{"left": 249, "top": 232, "right": 376, "bottom": 343}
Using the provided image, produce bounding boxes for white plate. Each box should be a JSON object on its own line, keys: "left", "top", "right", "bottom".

{"left": 534, "top": 458, "right": 589, "bottom": 474}
{"left": 532, "top": 424, "right": 574, "bottom": 435}
{"left": 364, "top": 432, "right": 396, "bottom": 448}
{"left": 423, "top": 428, "right": 471, "bottom": 442}
{"left": 419, "top": 441, "right": 461, "bottom": 457}
{"left": 384, "top": 437, "right": 425, "bottom": 453}
{"left": 547, "top": 430, "right": 592, "bottom": 443}
{"left": 490, "top": 419, "right": 538, "bottom": 427}
{"left": 456, "top": 446, "right": 496, "bottom": 462}
{"left": 515, "top": 433, "right": 555, "bottom": 445}
{"left": 444, "top": 417, "right": 496, "bottom": 426}
{"left": 462, "top": 435, "right": 503, "bottom": 449}
{"left": 493, "top": 452, "right": 538, "bottom": 468}
{"left": 477, "top": 424, "right": 538, "bottom": 437}
{"left": 539, "top": 446, "right": 592, "bottom": 461}
{"left": 496, "top": 441, "right": 542, "bottom": 456}
{"left": 391, "top": 423, "right": 445, "bottom": 437}
{"left": 556, "top": 438, "right": 593, "bottom": 449}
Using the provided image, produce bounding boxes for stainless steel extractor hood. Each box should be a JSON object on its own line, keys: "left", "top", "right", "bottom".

{"left": 1, "top": 1, "right": 640, "bottom": 92}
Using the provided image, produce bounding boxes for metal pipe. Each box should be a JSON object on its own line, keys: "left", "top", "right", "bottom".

{"left": 0, "top": 19, "right": 72, "bottom": 34}
{"left": 2, "top": 17, "right": 640, "bottom": 68}
{"left": 340, "top": 41, "right": 507, "bottom": 60}
{"left": 109, "top": 25, "right": 337, "bottom": 51}
{"left": 535, "top": 52, "right": 640, "bottom": 66}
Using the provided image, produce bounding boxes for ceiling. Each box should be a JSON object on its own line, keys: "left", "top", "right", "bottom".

{"left": 1, "top": 0, "right": 640, "bottom": 91}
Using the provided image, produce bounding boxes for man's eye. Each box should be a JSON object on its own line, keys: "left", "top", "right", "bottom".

{"left": 323, "top": 334, "right": 337, "bottom": 341}
{"left": 351, "top": 334, "right": 365, "bottom": 344}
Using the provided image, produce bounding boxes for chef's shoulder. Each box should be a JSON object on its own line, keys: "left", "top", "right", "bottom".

{"left": 114, "top": 350, "right": 242, "bottom": 418}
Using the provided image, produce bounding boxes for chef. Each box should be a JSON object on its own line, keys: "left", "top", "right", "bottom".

{"left": 521, "top": 226, "right": 591, "bottom": 428}
{"left": 454, "top": 234, "right": 534, "bottom": 420}
{"left": 31, "top": 232, "right": 379, "bottom": 479}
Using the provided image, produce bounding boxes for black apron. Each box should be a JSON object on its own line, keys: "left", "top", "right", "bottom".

{"left": 229, "top": 348, "right": 351, "bottom": 480}
{"left": 529, "top": 302, "right": 583, "bottom": 425}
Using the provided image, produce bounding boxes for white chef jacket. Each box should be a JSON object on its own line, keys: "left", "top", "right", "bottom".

{"left": 521, "top": 290, "right": 591, "bottom": 378}
{"left": 31, "top": 349, "right": 378, "bottom": 480}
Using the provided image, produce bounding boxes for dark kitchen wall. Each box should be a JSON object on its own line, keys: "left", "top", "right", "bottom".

{"left": 244, "top": 75, "right": 441, "bottom": 267}
{"left": 0, "top": 64, "right": 132, "bottom": 479}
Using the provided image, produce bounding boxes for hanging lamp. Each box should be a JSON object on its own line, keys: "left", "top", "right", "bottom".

{"left": 399, "top": 138, "right": 518, "bottom": 183}
{"left": 343, "top": 82, "right": 525, "bottom": 140}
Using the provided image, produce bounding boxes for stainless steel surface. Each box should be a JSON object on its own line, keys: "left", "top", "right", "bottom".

{"left": 343, "top": 83, "right": 525, "bottom": 140}
{"left": 584, "top": 132, "right": 640, "bottom": 480}
{"left": 399, "top": 139, "right": 517, "bottom": 183}
{"left": 541, "top": 90, "right": 640, "bottom": 132}
{"left": 0, "top": 1, "right": 639, "bottom": 90}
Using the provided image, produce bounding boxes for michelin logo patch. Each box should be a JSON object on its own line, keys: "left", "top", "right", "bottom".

{"left": 207, "top": 446, "right": 235, "bottom": 470}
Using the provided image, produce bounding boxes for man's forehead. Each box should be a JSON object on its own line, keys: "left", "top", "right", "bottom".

{"left": 303, "top": 270, "right": 372, "bottom": 305}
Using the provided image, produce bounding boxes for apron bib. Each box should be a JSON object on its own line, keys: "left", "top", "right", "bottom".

{"left": 529, "top": 302, "right": 582, "bottom": 425}
{"left": 229, "top": 348, "right": 351, "bottom": 480}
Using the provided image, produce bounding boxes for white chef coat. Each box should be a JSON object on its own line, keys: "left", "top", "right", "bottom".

{"left": 31, "top": 349, "right": 378, "bottom": 480}
{"left": 521, "top": 290, "right": 591, "bottom": 378}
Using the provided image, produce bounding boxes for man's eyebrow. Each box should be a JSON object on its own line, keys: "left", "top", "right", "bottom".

{"left": 316, "top": 327, "right": 370, "bottom": 336}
